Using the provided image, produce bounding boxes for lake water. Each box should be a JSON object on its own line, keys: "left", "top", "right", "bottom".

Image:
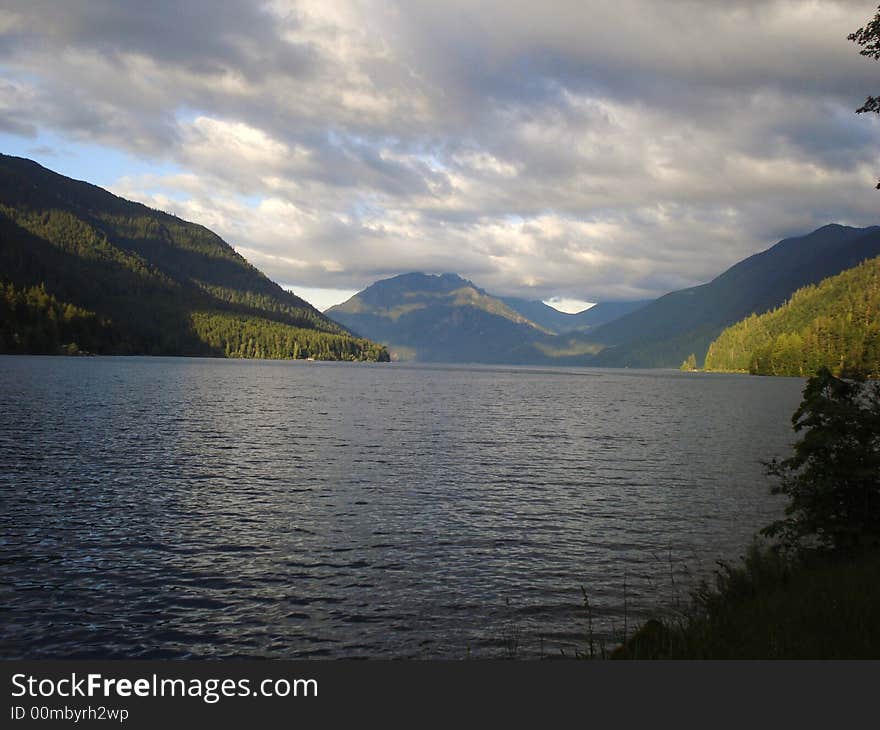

{"left": 0, "top": 356, "right": 805, "bottom": 659}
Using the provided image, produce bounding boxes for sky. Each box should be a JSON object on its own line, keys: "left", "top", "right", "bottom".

{"left": 1, "top": 1, "right": 879, "bottom": 311}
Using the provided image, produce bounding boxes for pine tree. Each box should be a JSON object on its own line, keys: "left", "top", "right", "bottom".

{"left": 762, "top": 369, "right": 880, "bottom": 553}
{"left": 680, "top": 353, "right": 697, "bottom": 371}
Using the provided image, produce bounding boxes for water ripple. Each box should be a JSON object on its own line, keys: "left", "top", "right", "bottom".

{"left": 0, "top": 356, "right": 803, "bottom": 658}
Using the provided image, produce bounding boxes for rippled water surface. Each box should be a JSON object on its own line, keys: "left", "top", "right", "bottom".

{"left": 0, "top": 356, "right": 805, "bottom": 658}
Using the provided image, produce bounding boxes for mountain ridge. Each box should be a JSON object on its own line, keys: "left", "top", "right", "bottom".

{"left": 6, "top": 153, "right": 874, "bottom": 369}
{"left": 501, "top": 297, "right": 650, "bottom": 334}
{"left": 326, "top": 223, "right": 880, "bottom": 367}
{"left": 327, "top": 272, "right": 645, "bottom": 363}
{"left": 582, "top": 223, "right": 880, "bottom": 368}
{"left": 326, "top": 272, "right": 556, "bottom": 361}
{"left": 0, "top": 153, "right": 389, "bottom": 360}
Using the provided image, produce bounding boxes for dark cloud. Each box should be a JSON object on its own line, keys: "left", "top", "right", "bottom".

{"left": 0, "top": 1, "right": 315, "bottom": 79}
{"left": 0, "top": 115, "right": 35, "bottom": 137}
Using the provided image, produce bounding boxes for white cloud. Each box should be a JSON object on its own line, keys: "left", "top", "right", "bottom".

{"left": 285, "top": 285, "right": 359, "bottom": 311}
{"left": 543, "top": 297, "right": 595, "bottom": 314}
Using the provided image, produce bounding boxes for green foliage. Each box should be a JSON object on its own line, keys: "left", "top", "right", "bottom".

{"left": 190, "top": 311, "right": 389, "bottom": 361}
{"left": 761, "top": 368, "right": 880, "bottom": 554}
{"left": 704, "top": 255, "right": 880, "bottom": 376}
{"left": 0, "top": 281, "right": 110, "bottom": 354}
{"left": 679, "top": 353, "right": 697, "bottom": 371}
{"left": 0, "top": 154, "right": 388, "bottom": 361}
{"left": 193, "top": 280, "right": 344, "bottom": 332}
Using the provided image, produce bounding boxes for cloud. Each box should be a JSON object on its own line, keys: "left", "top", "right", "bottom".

{"left": 2, "top": 0, "right": 879, "bottom": 301}
{"left": 544, "top": 297, "right": 595, "bottom": 314}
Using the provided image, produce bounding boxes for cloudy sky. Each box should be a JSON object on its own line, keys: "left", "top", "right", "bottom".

{"left": 1, "top": 1, "right": 879, "bottom": 310}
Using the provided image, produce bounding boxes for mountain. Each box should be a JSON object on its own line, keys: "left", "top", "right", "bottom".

{"left": 325, "top": 272, "right": 559, "bottom": 362}
{"left": 0, "top": 154, "right": 388, "bottom": 360}
{"left": 703, "top": 255, "right": 880, "bottom": 377}
{"left": 501, "top": 297, "right": 649, "bottom": 334}
{"left": 581, "top": 224, "right": 880, "bottom": 368}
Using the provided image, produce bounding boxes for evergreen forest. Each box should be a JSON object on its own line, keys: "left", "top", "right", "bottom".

{"left": 0, "top": 154, "right": 388, "bottom": 361}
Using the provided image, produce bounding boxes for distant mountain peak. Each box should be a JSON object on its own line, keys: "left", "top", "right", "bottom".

{"left": 379, "top": 271, "right": 476, "bottom": 291}
{"left": 325, "top": 270, "right": 651, "bottom": 363}
{"left": 330, "top": 271, "right": 525, "bottom": 321}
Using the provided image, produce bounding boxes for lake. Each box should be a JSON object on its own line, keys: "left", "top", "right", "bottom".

{"left": 0, "top": 356, "right": 805, "bottom": 659}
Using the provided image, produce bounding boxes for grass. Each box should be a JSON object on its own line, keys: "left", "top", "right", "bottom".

{"left": 609, "top": 544, "right": 880, "bottom": 659}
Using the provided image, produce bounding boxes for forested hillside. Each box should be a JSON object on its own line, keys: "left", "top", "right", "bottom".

{"left": 0, "top": 154, "right": 388, "bottom": 361}
{"left": 704, "top": 256, "right": 880, "bottom": 377}
{"left": 582, "top": 224, "right": 880, "bottom": 368}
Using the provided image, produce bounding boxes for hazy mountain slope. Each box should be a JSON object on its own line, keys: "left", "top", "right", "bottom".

{"left": 584, "top": 224, "right": 880, "bottom": 368}
{"left": 0, "top": 154, "right": 388, "bottom": 360}
{"left": 500, "top": 297, "right": 650, "bottom": 333}
{"left": 326, "top": 272, "right": 560, "bottom": 362}
{"left": 335, "top": 272, "right": 542, "bottom": 327}
{"left": 703, "top": 255, "right": 880, "bottom": 377}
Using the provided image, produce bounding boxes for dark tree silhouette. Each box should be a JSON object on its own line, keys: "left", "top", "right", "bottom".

{"left": 849, "top": 4, "right": 880, "bottom": 187}
{"left": 761, "top": 368, "right": 880, "bottom": 554}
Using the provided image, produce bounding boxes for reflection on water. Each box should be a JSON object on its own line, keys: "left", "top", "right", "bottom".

{"left": 0, "top": 356, "right": 804, "bottom": 658}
